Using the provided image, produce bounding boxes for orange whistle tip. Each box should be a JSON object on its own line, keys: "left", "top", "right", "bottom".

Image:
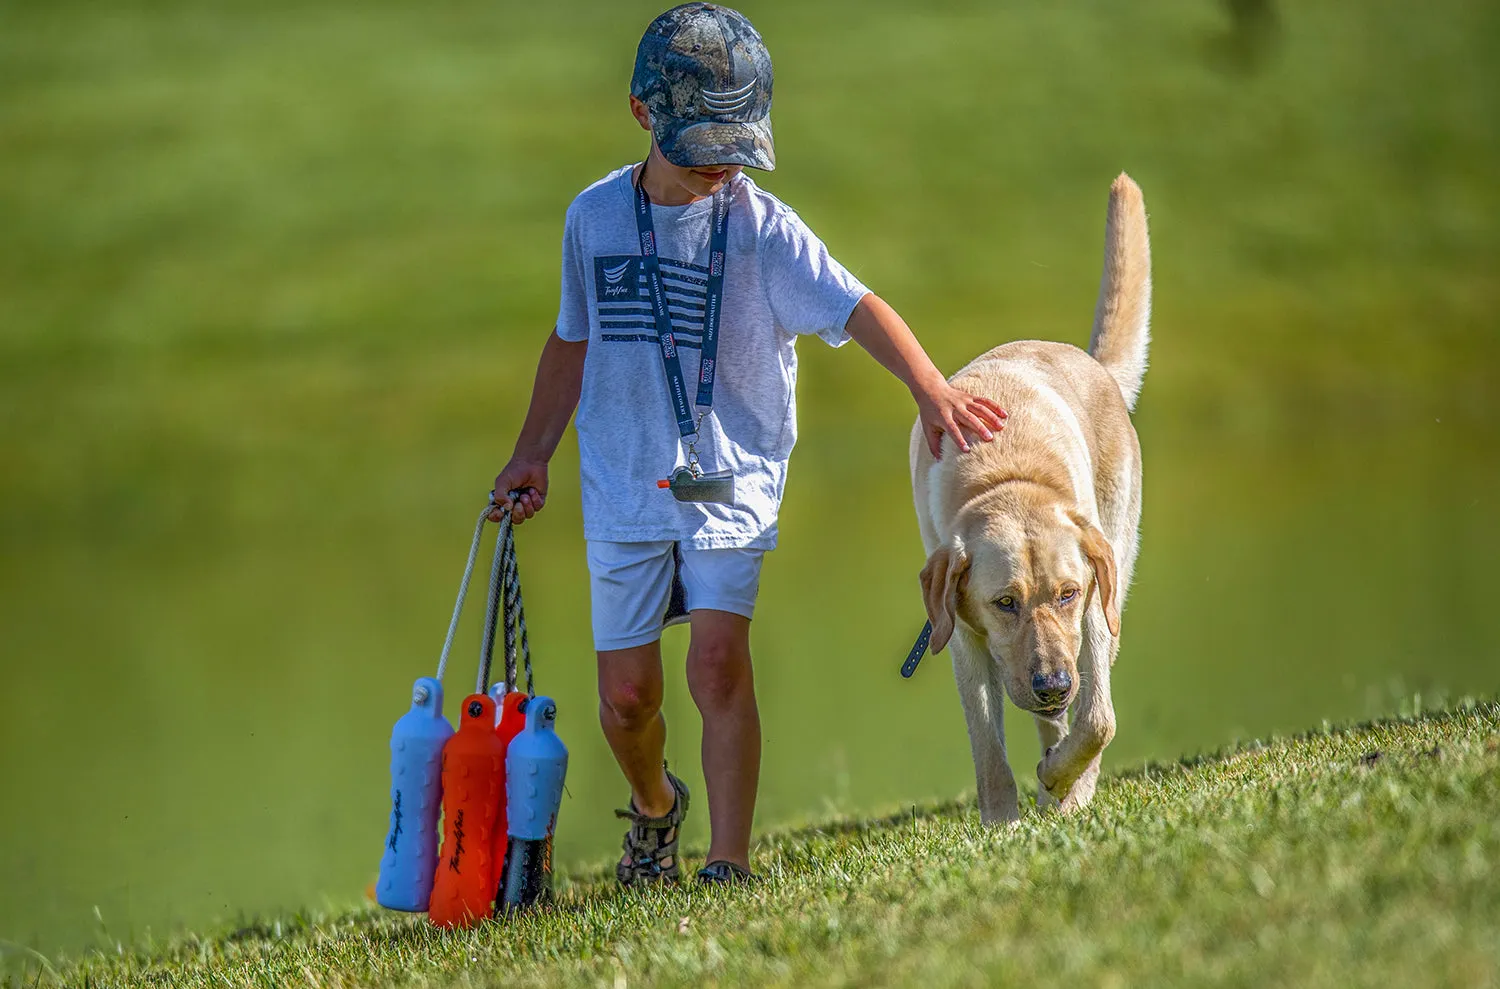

{"left": 657, "top": 479, "right": 672, "bottom": 488}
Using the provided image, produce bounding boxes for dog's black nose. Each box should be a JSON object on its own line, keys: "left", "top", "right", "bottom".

{"left": 1032, "top": 671, "right": 1073, "bottom": 708}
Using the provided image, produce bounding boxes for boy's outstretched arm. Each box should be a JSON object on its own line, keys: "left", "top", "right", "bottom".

{"left": 844, "top": 293, "right": 1007, "bottom": 458}
{"left": 489, "top": 329, "right": 588, "bottom": 524}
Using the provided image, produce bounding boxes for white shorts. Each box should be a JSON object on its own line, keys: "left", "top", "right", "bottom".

{"left": 585, "top": 540, "right": 765, "bottom": 652}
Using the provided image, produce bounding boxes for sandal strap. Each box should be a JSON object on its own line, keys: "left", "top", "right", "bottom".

{"left": 614, "top": 804, "right": 677, "bottom": 828}
{"left": 616, "top": 769, "right": 690, "bottom": 884}
{"left": 697, "top": 859, "right": 754, "bottom": 883}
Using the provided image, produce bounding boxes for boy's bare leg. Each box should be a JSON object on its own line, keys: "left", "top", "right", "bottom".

{"left": 685, "top": 609, "right": 759, "bottom": 870}
{"left": 597, "top": 642, "right": 675, "bottom": 817}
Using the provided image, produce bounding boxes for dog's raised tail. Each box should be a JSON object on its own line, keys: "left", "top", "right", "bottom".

{"left": 1088, "top": 173, "right": 1152, "bottom": 411}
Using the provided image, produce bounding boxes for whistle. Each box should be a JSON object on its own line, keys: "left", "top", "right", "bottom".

{"left": 376, "top": 677, "right": 454, "bottom": 911}
{"left": 656, "top": 467, "right": 735, "bottom": 505}
{"left": 497, "top": 695, "right": 568, "bottom": 914}
{"left": 428, "top": 694, "right": 507, "bottom": 927}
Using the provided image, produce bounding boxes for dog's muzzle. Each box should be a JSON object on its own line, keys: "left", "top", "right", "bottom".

{"left": 1031, "top": 670, "right": 1074, "bottom": 714}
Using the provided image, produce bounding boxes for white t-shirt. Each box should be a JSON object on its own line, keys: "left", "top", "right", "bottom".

{"left": 555, "top": 164, "right": 870, "bottom": 550}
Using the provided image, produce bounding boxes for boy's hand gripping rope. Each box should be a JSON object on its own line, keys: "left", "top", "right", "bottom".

{"left": 433, "top": 496, "right": 533, "bottom": 697}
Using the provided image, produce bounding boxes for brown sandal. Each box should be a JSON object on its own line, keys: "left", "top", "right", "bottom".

{"left": 615, "top": 767, "right": 691, "bottom": 887}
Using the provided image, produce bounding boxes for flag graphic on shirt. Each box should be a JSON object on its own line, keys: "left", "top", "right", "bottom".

{"left": 593, "top": 254, "right": 710, "bottom": 347}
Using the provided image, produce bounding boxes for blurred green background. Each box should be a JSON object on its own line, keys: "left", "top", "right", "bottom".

{"left": 2, "top": 0, "right": 1497, "bottom": 961}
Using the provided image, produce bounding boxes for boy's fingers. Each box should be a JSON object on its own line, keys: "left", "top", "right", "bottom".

{"left": 960, "top": 408, "right": 994, "bottom": 442}
{"left": 505, "top": 490, "right": 545, "bottom": 525}
{"left": 964, "top": 404, "right": 1000, "bottom": 433}
{"left": 488, "top": 482, "right": 541, "bottom": 522}
{"left": 927, "top": 426, "right": 944, "bottom": 460}
{"left": 944, "top": 413, "right": 970, "bottom": 453}
{"left": 972, "top": 401, "right": 1006, "bottom": 431}
{"left": 974, "top": 397, "right": 1008, "bottom": 420}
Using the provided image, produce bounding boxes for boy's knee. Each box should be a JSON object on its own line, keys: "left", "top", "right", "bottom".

{"left": 599, "top": 677, "right": 662, "bottom": 730}
{"left": 686, "top": 635, "right": 752, "bottom": 710}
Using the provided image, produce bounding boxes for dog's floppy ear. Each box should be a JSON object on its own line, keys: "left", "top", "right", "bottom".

{"left": 1070, "top": 513, "right": 1120, "bottom": 637}
{"left": 919, "top": 539, "right": 970, "bottom": 653}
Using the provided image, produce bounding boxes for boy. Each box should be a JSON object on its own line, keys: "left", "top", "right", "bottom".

{"left": 490, "top": 3, "right": 1004, "bottom": 886}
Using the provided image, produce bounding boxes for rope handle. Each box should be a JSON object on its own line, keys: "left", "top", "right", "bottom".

{"left": 479, "top": 499, "right": 534, "bottom": 697}
{"left": 434, "top": 492, "right": 534, "bottom": 698}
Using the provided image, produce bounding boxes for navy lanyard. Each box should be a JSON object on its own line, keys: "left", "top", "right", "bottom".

{"left": 633, "top": 173, "right": 730, "bottom": 437}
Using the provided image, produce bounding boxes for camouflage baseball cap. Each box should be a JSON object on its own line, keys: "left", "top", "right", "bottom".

{"left": 631, "top": 4, "right": 776, "bottom": 171}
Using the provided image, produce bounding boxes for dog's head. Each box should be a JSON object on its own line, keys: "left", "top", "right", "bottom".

{"left": 920, "top": 493, "right": 1119, "bottom": 716}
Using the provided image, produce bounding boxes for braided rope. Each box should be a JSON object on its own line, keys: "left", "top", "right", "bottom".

{"left": 436, "top": 498, "right": 535, "bottom": 698}
{"left": 435, "top": 505, "right": 492, "bottom": 683}
{"left": 477, "top": 508, "right": 509, "bottom": 695}
{"left": 501, "top": 531, "right": 517, "bottom": 692}
{"left": 478, "top": 498, "right": 536, "bottom": 697}
{"left": 500, "top": 524, "right": 534, "bottom": 696}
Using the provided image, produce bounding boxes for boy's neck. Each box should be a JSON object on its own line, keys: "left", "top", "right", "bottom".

{"left": 636, "top": 150, "right": 704, "bottom": 207}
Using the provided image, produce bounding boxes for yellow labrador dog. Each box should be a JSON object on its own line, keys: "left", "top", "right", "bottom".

{"left": 910, "top": 174, "right": 1151, "bottom": 823}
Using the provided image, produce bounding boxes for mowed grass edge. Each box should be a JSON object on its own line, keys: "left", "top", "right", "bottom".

{"left": 23, "top": 701, "right": 1500, "bottom": 989}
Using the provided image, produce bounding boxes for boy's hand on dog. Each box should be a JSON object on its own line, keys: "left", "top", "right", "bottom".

{"left": 917, "top": 383, "right": 1006, "bottom": 458}
{"left": 489, "top": 458, "right": 548, "bottom": 524}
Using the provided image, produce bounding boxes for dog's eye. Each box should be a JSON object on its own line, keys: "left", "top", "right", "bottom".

{"left": 995, "top": 595, "right": 1017, "bottom": 611}
{"left": 1060, "top": 588, "right": 1078, "bottom": 605}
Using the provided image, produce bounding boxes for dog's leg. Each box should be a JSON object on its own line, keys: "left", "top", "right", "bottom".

{"left": 1035, "top": 713, "right": 1103, "bottom": 811}
{"left": 1058, "top": 752, "right": 1103, "bottom": 811}
{"left": 1033, "top": 713, "right": 1067, "bottom": 811}
{"left": 951, "top": 631, "right": 1019, "bottom": 825}
{"left": 1037, "top": 607, "right": 1117, "bottom": 808}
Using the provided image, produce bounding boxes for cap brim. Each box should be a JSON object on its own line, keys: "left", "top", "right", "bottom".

{"left": 656, "top": 114, "right": 776, "bottom": 171}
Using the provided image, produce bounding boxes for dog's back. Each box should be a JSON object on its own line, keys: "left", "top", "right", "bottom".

{"left": 912, "top": 174, "right": 1152, "bottom": 545}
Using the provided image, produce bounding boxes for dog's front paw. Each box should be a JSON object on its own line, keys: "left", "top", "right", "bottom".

{"left": 1036, "top": 746, "right": 1078, "bottom": 802}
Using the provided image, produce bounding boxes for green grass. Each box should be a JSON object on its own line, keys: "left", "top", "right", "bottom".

{"left": 21, "top": 700, "right": 1498, "bottom": 988}
{"left": 3, "top": 0, "right": 1499, "bottom": 960}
